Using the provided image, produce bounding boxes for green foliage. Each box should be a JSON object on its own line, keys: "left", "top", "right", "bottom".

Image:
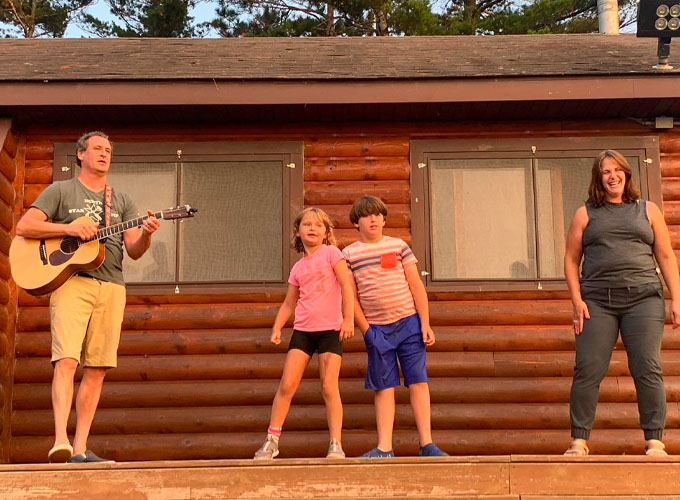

{"left": 206, "top": 0, "right": 635, "bottom": 37}
{"left": 80, "top": 0, "right": 197, "bottom": 37}
{"left": 0, "top": 0, "right": 639, "bottom": 38}
{"left": 0, "top": 0, "right": 93, "bottom": 37}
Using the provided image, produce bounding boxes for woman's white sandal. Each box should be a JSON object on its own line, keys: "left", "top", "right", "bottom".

{"left": 645, "top": 439, "right": 668, "bottom": 456}
{"left": 564, "top": 441, "right": 589, "bottom": 456}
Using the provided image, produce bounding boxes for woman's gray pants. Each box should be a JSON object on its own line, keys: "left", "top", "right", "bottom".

{"left": 569, "top": 282, "right": 666, "bottom": 441}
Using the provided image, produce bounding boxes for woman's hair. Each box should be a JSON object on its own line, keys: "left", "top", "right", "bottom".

{"left": 291, "top": 207, "right": 337, "bottom": 253}
{"left": 587, "top": 150, "right": 640, "bottom": 207}
{"left": 349, "top": 196, "right": 388, "bottom": 226}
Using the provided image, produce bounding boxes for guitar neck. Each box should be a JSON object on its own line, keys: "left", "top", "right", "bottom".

{"left": 93, "top": 211, "right": 163, "bottom": 241}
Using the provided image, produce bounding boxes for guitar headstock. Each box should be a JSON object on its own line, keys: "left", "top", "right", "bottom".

{"left": 161, "top": 205, "right": 198, "bottom": 220}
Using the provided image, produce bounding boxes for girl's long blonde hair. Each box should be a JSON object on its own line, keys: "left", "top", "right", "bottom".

{"left": 291, "top": 207, "right": 337, "bottom": 254}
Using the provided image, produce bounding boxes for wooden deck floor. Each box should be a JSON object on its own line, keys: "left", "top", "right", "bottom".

{"left": 1, "top": 455, "right": 680, "bottom": 500}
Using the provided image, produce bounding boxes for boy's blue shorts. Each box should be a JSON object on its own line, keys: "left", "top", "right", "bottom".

{"left": 363, "top": 313, "right": 428, "bottom": 390}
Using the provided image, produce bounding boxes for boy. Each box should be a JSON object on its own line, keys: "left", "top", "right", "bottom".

{"left": 342, "top": 196, "right": 447, "bottom": 457}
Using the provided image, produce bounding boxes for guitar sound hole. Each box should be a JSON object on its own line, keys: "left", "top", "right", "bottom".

{"left": 60, "top": 237, "right": 80, "bottom": 254}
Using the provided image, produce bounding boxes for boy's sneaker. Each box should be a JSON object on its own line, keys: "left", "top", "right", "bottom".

{"left": 361, "top": 447, "right": 395, "bottom": 458}
{"left": 418, "top": 443, "right": 449, "bottom": 457}
{"left": 326, "top": 438, "right": 346, "bottom": 459}
{"left": 67, "top": 450, "right": 115, "bottom": 463}
{"left": 254, "top": 435, "right": 279, "bottom": 460}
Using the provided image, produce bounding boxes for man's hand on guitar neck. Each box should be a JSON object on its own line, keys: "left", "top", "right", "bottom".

{"left": 140, "top": 210, "right": 161, "bottom": 236}
{"left": 124, "top": 210, "right": 161, "bottom": 260}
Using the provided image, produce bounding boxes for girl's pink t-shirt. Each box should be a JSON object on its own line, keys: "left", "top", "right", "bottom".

{"left": 288, "top": 244, "right": 344, "bottom": 332}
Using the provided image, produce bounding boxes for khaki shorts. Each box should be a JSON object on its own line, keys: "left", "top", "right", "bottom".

{"left": 49, "top": 275, "right": 126, "bottom": 368}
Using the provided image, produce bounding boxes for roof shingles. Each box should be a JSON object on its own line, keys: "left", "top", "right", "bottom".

{"left": 1, "top": 34, "right": 679, "bottom": 82}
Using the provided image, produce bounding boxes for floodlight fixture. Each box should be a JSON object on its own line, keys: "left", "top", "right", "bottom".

{"left": 637, "top": 0, "right": 680, "bottom": 69}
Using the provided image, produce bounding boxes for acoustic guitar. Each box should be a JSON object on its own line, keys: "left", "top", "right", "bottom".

{"left": 9, "top": 205, "right": 197, "bottom": 296}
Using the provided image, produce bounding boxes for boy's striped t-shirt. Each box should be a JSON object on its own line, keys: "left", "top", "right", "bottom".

{"left": 342, "top": 236, "right": 417, "bottom": 325}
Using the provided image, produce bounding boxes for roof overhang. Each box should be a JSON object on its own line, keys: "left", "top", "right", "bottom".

{"left": 2, "top": 75, "right": 680, "bottom": 106}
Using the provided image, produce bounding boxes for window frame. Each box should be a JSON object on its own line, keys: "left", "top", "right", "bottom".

{"left": 54, "top": 141, "right": 304, "bottom": 294}
{"left": 410, "top": 136, "right": 662, "bottom": 292}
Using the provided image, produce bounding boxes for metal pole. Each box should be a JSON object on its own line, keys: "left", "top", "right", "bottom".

{"left": 598, "top": 0, "right": 620, "bottom": 34}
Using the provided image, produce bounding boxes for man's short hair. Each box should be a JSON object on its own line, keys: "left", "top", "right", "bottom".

{"left": 349, "top": 196, "right": 388, "bottom": 225}
{"left": 75, "top": 131, "right": 110, "bottom": 167}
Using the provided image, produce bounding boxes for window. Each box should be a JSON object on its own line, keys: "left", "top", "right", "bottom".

{"left": 411, "top": 137, "right": 661, "bottom": 290}
{"left": 54, "top": 142, "right": 303, "bottom": 291}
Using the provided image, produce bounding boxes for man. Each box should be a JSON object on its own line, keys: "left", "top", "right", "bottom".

{"left": 16, "top": 131, "right": 160, "bottom": 463}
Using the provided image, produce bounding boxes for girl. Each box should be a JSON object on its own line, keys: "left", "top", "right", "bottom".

{"left": 254, "top": 207, "right": 354, "bottom": 460}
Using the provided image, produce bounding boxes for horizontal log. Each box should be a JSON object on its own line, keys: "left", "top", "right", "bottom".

{"left": 429, "top": 300, "right": 572, "bottom": 325}
{"left": 24, "top": 141, "right": 53, "bottom": 161}
{"left": 17, "top": 350, "right": 680, "bottom": 384}
{"left": 10, "top": 428, "right": 680, "bottom": 462}
{"left": 16, "top": 376, "right": 680, "bottom": 411}
{"left": 0, "top": 174, "right": 14, "bottom": 208}
{"left": 660, "top": 134, "right": 680, "bottom": 154}
{"left": 23, "top": 184, "right": 49, "bottom": 208}
{"left": 14, "top": 351, "right": 498, "bottom": 383}
{"left": 0, "top": 331, "right": 7, "bottom": 358}
{"left": 0, "top": 252, "right": 10, "bottom": 281}
{"left": 0, "top": 252, "right": 12, "bottom": 282}
{"left": 662, "top": 179, "right": 680, "bottom": 202}
{"left": 0, "top": 304, "right": 8, "bottom": 333}
{"left": 0, "top": 199, "right": 13, "bottom": 232}
{"left": 0, "top": 279, "right": 9, "bottom": 306}
{"left": 0, "top": 229, "right": 10, "bottom": 257}
{"left": 16, "top": 300, "right": 575, "bottom": 332}
{"left": 664, "top": 201, "right": 680, "bottom": 225}
{"left": 304, "top": 157, "right": 410, "bottom": 181}
{"left": 18, "top": 303, "right": 281, "bottom": 332}
{"left": 311, "top": 203, "right": 410, "bottom": 230}
{"left": 304, "top": 139, "right": 409, "bottom": 158}
{"left": 335, "top": 228, "right": 410, "bottom": 248}
{"left": 661, "top": 155, "right": 680, "bottom": 178}
{"left": 18, "top": 288, "right": 578, "bottom": 308}
{"left": 12, "top": 402, "right": 680, "bottom": 437}
{"left": 19, "top": 290, "right": 290, "bottom": 308}
{"left": 2, "top": 129, "right": 17, "bottom": 158}
{"left": 0, "top": 149, "right": 15, "bottom": 184}
{"left": 17, "top": 324, "right": 680, "bottom": 358}
{"left": 669, "top": 226, "right": 680, "bottom": 249}
{"left": 15, "top": 326, "right": 575, "bottom": 357}
{"left": 24, "top": 160, "right": 52, "bottom": 184}
{"left": 304, "top": 180, "right": 410, "bottom": 205}
{"left": 429, "top": 291, "right": 572, "bottom": 300}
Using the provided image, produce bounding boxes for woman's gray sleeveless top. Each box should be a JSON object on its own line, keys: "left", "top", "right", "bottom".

{"left": 580, "top": 199, "right": 659, "bottom": 287}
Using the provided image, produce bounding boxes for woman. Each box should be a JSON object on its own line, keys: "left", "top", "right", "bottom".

{"left": 564, "top": 150, "right": 680, "bottom": 456}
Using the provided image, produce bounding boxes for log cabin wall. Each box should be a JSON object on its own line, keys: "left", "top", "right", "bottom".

{"left": 0, "top": 124, "right": 22, "bottom": 463}
{"left": 8, "top": 121, "right": 680, "bottom": 463}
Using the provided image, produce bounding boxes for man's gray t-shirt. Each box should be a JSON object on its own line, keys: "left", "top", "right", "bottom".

{"left": 31, "top": 178, "right": 139, "bottom": 286}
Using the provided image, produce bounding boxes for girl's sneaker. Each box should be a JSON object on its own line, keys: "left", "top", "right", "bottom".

{"left": 326, "top": 438, "right": 345, "bottom": 459}
{"left": 254, "top": 435, "right": 280, "bottom": 460}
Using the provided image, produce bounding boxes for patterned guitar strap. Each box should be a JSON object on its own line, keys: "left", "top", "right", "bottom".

{"left": 102, "top": 184, "right": 113, "bottom": 243}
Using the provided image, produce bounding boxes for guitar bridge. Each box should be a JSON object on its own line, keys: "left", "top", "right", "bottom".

{"left": 39, "top": 239, "right": 47, "bottom": 266}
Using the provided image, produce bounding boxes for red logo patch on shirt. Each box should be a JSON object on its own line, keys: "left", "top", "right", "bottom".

{"left": 380, "top": 253, "right": 398, "bottom": 269}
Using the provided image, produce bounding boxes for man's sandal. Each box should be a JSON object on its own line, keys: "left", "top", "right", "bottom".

{"left": 645, "top": 439, "right": 668, "bottom": 456}
{"left": 564, "top": 441, "right": 589, "bottom": 456}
